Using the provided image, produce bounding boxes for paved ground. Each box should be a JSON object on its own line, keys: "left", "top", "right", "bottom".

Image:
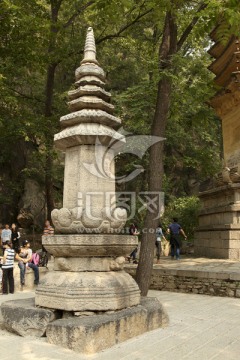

{"left": 153, "top": 255, "right": 240, "bottom": 271}
{"left": 1, "top": 289, "right": 240, "bottom": 360}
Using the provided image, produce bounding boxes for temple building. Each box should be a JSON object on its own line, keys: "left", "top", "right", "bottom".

{"left": 194, "top": 26, "right": 240, "bottom": 259}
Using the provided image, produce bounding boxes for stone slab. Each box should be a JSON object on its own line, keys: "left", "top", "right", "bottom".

{"left": 1, "top": 297, "right": 60, "bottom": 337}
{"left": 46, "top": 297, "right": 168, "bottom": 354}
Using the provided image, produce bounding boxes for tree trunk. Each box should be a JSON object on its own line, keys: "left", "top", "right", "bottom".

{"left": 44, "top": 62, "right": 57, "bottom": 220}
{"left": 135, "top": 1, "right": 207, "bottom": 295}
{"left": 136, "top": 10, "right": 177, "bottom": 296}
{"left": 45, "top": 148, "right": 55, "bottom": 220}
{"left": 43, "top": 1, "right": 61, "bottom": 220}
{"left": 135, "top": 79, "right": 172, "bottom": 296}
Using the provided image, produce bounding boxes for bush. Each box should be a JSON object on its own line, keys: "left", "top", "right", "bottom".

{"left": 161, "top": 196, "right": 200, "bottom": 241}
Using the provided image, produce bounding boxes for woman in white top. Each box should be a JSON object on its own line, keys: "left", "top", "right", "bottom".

{"left": 1, "top": 241, "right": 15, "bottom": 294}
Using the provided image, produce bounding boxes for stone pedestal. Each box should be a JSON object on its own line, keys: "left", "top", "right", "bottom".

{"left": 46, "top": 297, "right": 168, "bottom": 354}
{"left": 195, "top": 183, "right": 240, "bottom": 259}
{"left": 35, "top": 234, "right": 140, "bottom": 311}
{"left": 1, "top": 297, "right": 168, "bottom": 354}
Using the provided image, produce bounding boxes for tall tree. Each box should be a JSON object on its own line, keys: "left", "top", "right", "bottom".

{"left": 135, "top": 0, "right": 227, "bottom": 295}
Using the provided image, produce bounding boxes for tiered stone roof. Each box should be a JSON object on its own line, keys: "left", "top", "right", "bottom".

{"left": 54, "top": 27, "right": 124, "bottom": 150}
{"left": 208, "top": 26, "right": 240, "bottom": 116}
{"left": 207, "top": 25, "right": 240, "bottom": 186}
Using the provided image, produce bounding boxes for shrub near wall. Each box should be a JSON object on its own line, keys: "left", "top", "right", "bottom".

{"left": 162, "top": 196, "right": 200, "bottom": 241}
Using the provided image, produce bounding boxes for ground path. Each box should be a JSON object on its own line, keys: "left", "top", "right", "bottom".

{"left": 1, "top": 289, "right": 240, "bottom": 360}
{"left": 149, "top": 255, "right": 240, "bottom": 273}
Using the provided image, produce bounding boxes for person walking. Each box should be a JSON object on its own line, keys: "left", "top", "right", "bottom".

{"left": 128, "top": 223, "right": 139, "bottom": 264}
{"left": 167, "top": 217, "right": 187, "bottom": 260}
{"left": 155, "top": 223, "right": 166, "bottom": 264}
{"left": 1, "top": 241, "right": 15, "bottom": 294}
{"left": 11, "top": 223, "right": 21, "bottom": 253}
{"left": 15, "top": 240, "right": 39, "bottom": 289}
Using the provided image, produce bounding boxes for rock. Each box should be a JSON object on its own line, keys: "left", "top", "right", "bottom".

{"left": 1, "top": 298, "right": 61, "bottom": 337}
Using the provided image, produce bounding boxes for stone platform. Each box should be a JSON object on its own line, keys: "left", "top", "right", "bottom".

{"left": 1, "top": 290, "right": 240, "bottom": 360}
{"left": 125, "top": 256, "right": 240, "bottom": 298}
{"left": 0, "top": 296, "right": 168, "bottom": 354}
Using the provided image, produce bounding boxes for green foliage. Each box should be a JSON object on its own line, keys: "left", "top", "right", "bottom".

{"left": 0, "top": 0, "right": 239, "bottom": 225}
{"left": 162, "top": 196, "right": 201, "bottom": 241}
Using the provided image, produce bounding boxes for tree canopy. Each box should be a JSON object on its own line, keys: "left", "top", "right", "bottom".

{"left": 0, "top": 1, "right": 239, "bottom": 259}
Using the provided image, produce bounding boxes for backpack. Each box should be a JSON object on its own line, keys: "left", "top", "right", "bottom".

{"left": 31, "top": 252, "right": 40, "bottom": 266}
{"left": 38, "top": 251, "right": 48, "bottom": 268}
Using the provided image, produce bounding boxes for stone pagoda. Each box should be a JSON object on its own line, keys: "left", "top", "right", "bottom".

{"left": 0, "top": 28, "right": 168, "bottom": 354}
{"left": 35, "top": 27, "right": 140, "bottom": 311}
{"left": 195, "top": 26, "right": 240, "bottom": 259}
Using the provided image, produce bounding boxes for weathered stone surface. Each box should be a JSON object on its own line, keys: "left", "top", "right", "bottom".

{"left": 1, "top": 298, "right": 60, "bottom": 337}
{"left": 68, "top": 97, "right": 114, "bottom": 114}
{"left": 195, "top": 184, "right": 240, "bottom": 260}
{"left": 68, "top": 86, "right": 111, "bottom": 102}
{"left": 51, "top": 141, "right": 128, "bottom": 234}
{"left": 35, "top": 271, "right": 140, "bottom": 311}
{"left": 46, "top": 297, "right": 168, "bottom": 354}
{"left": 75, "top": 62, "right": 105, "bottom": 81}
{"left": 42, "top": 234, "right": 138, "bottom": 257}
{"left": 75, "top": 75, "right": 105, "bottom": 87}
{"left": 54, "top": 123, "right": 125, "bottom": 150}
{"left": 60, "top": 109, "right": 121, "bottom": 129}
{"left": 54, "top": 256, "right": 125, "bottom": 272}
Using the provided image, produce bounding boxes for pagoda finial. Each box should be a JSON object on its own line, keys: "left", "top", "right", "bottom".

{"left": 84, "top": 27, "right": 96, "bottom": 61}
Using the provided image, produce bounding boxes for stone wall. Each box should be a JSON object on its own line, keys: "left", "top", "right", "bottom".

{"left": 195, "top": 183, "right": 240, "bottom": 260}
{"left": 125, "top": 267, "right": 240, "bottom": 298}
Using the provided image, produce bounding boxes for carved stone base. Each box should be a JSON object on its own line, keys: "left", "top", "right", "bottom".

{"left": 54, "top": 256, "right": 125, "bottom": 272}
{"left": 195, "top": 183, "right": 240, "bottom": 259}
{"left": 1, "top": 297, "right": 168, "bottom": 355}
{"left": 46, "top": 297, "right": 169, "bottom": 354}
{"left": 35, "top": 271, "right": 140, "bottom": 311}
{"left": 42, "top": 234, "right": 138, "bottom": 257}
{"left": 38, "top": 234, "right": 140, "bottom": 311}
